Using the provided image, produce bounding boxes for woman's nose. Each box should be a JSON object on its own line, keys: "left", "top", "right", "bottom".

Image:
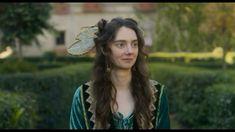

{"left": 125, "top": 44, "right": 133, "bottom": 54}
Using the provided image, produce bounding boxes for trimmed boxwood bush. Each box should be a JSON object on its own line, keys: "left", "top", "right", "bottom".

{"left": 0, "top": 59, "right": 38, "bottom": 74}
{"left": 0, "top": 63, "right": 92, "bottom": 128}
{"left": 1, "top": 61, "right": 235, "bottom": 129}
{"left": 0, "top": 90, "right": 38, "bottom": 128}
{"left": 149, "top": 62, "right": 234, "bottom": 128}
{"left": 24, "top": 56, "right": 94, "bottom": 63}
{"left": 204, "top": 83, "right": 235, "bottom": 129}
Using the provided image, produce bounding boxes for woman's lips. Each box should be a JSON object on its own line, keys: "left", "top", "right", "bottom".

{"left": 122, "top": 58, "right": 133, "bottom": 60}
{"left": 121, "top": 58, "right": 133, "bottom": 62}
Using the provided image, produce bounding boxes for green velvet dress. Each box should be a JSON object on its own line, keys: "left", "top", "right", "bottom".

{"left": 69, "top": 80, "right": 170, "bottom": 129}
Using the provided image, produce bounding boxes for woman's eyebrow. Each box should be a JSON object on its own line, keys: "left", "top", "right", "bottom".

{"left": 113, "top": 40, "right": 126, "bottom": 43}
{"left": 113, "top": 40, "right": 138, "bottom": 43}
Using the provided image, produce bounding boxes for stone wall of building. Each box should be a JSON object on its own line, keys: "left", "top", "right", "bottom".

{"left": 22, "top": 3, "right": 156, "bottom": 56}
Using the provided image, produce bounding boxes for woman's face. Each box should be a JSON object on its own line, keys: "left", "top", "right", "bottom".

{"left": 108, "top": 26, "right": 139, "bottom": 70}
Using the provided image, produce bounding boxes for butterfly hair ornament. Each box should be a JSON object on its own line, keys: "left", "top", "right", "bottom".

{"left": 67, "top": 23, "right": 145, "bottom": 56}
{"left": 67, "top": 26, "right": 98, "bottom": 55}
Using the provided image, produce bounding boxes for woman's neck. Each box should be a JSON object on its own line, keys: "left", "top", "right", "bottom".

{"left": 111, "top": 68, "right": 132, "bottom": 91}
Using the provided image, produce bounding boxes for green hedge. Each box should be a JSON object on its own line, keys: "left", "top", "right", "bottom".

{"left": 0, "top": 56, "right": 94, "bottom": 74}
{"left": 149, "top": 62, "right": 235, "bottom": 128}
{"left": 0, "top": 62, "right": 92, "bottom": 128}
{"left": 24, "top": 56, "right": 94, "bottom": 63}
{"left": 36, "top": 62, "right": 66, "bottom": 71}
{"left": 1, "top": 61, "right": 235, "bottom": 129}
{"left": 204, "top": 83, "right": 235, "bottom": 128}
{"left": 0, "top": 90, "right": 38, "bottom": 128}
{"left": 0, "top": 59, "right": 38, "bottom": 74}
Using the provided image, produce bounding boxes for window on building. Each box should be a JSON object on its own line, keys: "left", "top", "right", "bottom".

{"left": 82, "top": 3, "right": 102, "bottom": 13}
{"left": 53, "top": 3, "right": 70, "bottom": 14}
{"left": 135, "top": 3, "right": 156, "bottom": 12}
{"left": 56, "top": 31, "right": 65, "bottom": 46}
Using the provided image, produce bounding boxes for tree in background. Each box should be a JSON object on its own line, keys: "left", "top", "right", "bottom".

{"left": 143, "top": 3, "right": 235, "bottom": 69}
{"left": 133, "top": 3, "right": 157, "bottom": 53}
{"left": 153, "top": 3, "right": 208, "bottom": 52}
{"left": 0, "top": 3, "right": 55, "bottom": 60}
{"left": 200, "top": 3, "right": 235, "bottom": 70}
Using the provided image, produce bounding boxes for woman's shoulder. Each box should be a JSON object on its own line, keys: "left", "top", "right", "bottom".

{"left": 149, "top": 79, "right": 167, "bottom": 93}
{"left": 77, "top": 81, "right": 93, "bottom": 88}
{"left": 82, "top": 81, "right": 93, "bottom": 87}
{"left": 73, "top": 81, "right": 93, "bottom": 96}
{"left": 149, "top": 79, "right": 164, "bottom": 88}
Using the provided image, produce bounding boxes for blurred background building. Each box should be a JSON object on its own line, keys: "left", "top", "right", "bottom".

{"left": 22, "top": 3, "right": 156, "bottom": 57}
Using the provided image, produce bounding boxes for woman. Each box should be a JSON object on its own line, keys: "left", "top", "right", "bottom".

{"left": 68, "top": 17, "right": 170, "bottom": 129}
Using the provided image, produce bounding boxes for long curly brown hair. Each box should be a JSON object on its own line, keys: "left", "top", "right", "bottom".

{"left": 92, "top": 17, "right": 153, "bottom": 129}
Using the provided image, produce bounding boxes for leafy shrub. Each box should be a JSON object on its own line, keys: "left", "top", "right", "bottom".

{"left": 0, "top": 58, "right": 38, "bottom": 74}
{"left": 149, "top": 62, "right": 234, "bottom": 128}
{"left": 1, "top": 62, "right": 235, "bottom": 129}
{"left": 205, "top": 83, "right": 235, "bottom": 129}
{"left": 36, "top": 62, "right": 65, "bottom": 70}
{"left": 0, "top": 90, "right": 39, "bottom": 128}
{"left": 43, "top": 51, "right": 56, "bottom": 62}
{"left": 0, "top": 63, "right": 92, "bottom": 128}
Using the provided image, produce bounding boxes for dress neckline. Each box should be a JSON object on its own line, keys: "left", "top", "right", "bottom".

{"left": 113, "top": 111, "right": 134, "bottom": 120}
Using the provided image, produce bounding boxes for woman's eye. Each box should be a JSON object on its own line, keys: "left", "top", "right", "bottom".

{"left": 116, "top": 43, "right": 125, "bottom": 48}
{"left": 132, "top": 42, "right": 138, "bottom": 48}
